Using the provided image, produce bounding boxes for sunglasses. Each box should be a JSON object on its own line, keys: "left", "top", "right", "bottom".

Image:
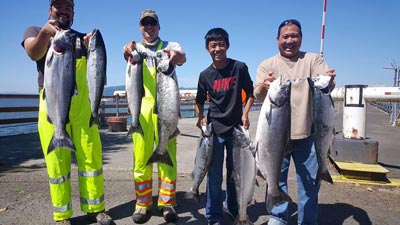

{"left": 141, "top": 19, "right": 158, "bottom": 26}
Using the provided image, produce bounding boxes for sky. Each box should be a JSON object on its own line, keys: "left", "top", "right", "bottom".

{"left": 1, "top": 0, "right": 399, "bottom": 94}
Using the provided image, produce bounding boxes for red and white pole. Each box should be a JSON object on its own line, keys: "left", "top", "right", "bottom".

{"left": 320, "top": 0, "right": 327, "bottom": 57}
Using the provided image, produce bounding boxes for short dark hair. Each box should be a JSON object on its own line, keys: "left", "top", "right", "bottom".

{"left": 277, "top": 19, "right": 302, "bottom": 38}
{"left": 204, "top": 28, "right": 230, "bottom": 48}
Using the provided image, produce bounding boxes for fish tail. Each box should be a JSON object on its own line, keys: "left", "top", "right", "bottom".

{"left": 233, "top": 218, "right": 253, "bottom": 225}
{"left": 47, "top": 134, "right": 75, "bottom": 155}
{"left": 127, "top": 125, "right": 133, "bottom": 136}
{"left": 89, "top": 114, "right": 98, "bottom": 127}
{"left": 138, "top": 124, "right": 143, "bottom": 135}
{"left": 266, "top": 189, "right": 292, "bottom": 213}
{"left": 184, "top": 189, "right": 200, "bottom": 204}
{"left": 127, "top": 123, "right": 143, "bottom": 136}
{"left": 317, "top": 169, "right": 334, "bottom": 184}
{"left": 146, "top": 148, "right": 173, "bottom": 167}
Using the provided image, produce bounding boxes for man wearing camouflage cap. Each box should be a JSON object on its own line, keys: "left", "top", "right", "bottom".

{"left": 123, "top": 9, "right": 186, "bottom": 224}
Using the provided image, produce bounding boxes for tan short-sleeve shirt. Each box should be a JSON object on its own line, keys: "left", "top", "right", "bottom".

{"left": 254, "top": 51, "right": 328, "bottom": 139}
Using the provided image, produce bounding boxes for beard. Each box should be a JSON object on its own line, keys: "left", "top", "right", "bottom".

{"left": 53, "top": 13, "right": 73, "bottom": 30}
{"left": 58, "top": 21, "right": 71, "bottom": 30}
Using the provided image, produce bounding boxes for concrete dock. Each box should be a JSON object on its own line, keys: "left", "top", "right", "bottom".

{"left": 0, "top": 105, "right": 399, "bottom": 225}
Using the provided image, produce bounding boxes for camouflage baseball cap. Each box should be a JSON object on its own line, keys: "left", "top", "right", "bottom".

{"left": 139, "top": 9, "right": 159, "bottom": 24}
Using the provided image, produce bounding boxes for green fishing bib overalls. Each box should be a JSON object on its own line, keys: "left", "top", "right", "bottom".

{"left": 132, "top": 41, "right": 177, "bottom": 210}
{"left": 38, "top": 36, "right": 106, "bottom": 221}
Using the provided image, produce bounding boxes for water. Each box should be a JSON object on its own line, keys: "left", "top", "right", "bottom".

{"left": 0, "top": 98, "right": 205, "bottom": 136}
{"left": 0, "top": 98, "right": 38, "bottom": 136}
{"left": 0, "top": 98, "right": 261, "bottom": 137}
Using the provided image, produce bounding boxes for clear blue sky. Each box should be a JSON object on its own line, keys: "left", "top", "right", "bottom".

{"left": 1, "top": 0, "right": 399, "bottom": 94}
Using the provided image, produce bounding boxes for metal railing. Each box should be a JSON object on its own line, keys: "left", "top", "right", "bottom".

{"left": 0, "top": 94, "right": 39, "bottom": 125}
{"left": 0, "top": 94, "right": 215, "bottom": 126}
{"left": 0, "top": 94, "right": 263, "bottom": 126}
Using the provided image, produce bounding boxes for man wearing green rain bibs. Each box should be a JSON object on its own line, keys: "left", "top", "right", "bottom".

{"left": 21, "top": 1, "right": 113, "bottom": 224}
{"left": 123, "top": 9, "right": 186, "bottom": 224}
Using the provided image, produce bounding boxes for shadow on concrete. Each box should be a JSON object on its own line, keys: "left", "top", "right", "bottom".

{"left": 245, "top": 201, "right": 372, "bottom": 225}
{"left": 104, "top": 193, "right": 210, "bottom": 225}
{"left": 318, "top": 203, "right": 372, "bottom": 225}
{"left": 106, "top": 199, "right": 135, "bottom": 222}
{"left": 0, "top": 133, "right": 43, "bottom": 172}
{"left": 0, "top": 128, "right": 132, "bottom": 175}
{"left": 264, "top": 202, "right": 373, "bottom": 225}
{"left": 379, "top": 162, "right": 400, "bottom": 170}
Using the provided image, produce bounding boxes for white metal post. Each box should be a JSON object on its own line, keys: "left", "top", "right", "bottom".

{"left": 332, "top": 86, "right": 400, "bottom": 129}
{"left": 342, "top": 85, "right": 367, "bottom": 139}
{"left": 320, "top": 0, "right": 327, "bottom": 57}
{"left": 383, "top": 65, "right": 399, "bottom": 125}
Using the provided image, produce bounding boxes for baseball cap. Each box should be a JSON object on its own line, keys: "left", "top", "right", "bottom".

{"left": 139, "top": 9, "right": 159, "bottom": 24}
{"left": 50, "top": 0, "right": 74, "bottom": 6}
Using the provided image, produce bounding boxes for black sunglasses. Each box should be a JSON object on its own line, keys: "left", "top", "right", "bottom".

{"left": 141, "top": 19, "right": 157, "bottom": 26}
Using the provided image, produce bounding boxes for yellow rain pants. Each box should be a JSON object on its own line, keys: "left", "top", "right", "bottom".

{"left": 133, "top": 41, "right": 177, "bottom": 210}
{"left": 38, "top": 56, "right": 105, "bottom": 221}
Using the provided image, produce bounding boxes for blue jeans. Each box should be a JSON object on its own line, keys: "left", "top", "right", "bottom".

{"left": 206, "top": 135, "right": 238, "bottom": 223}
{"left": 268, "top": 136, "right": 320, "bottom": 225}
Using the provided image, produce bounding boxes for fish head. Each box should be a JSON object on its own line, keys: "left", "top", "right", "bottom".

{"left": 130, "top": 50, "right": 143, "bottom": 64}
{"left": 268, "top": 78, "right": 291, "bottom": 107}
{"left": 88, "top": 28, "right": 99, "bottom": 52}
{"left": 52, "top": 29, "right": 74, "bottom": 53}
{"left": 156, "top": 50, "right": 170, "bottom": 73}
{"left": 311, "top": 75, "right": 331, "bottom": 90}
{"left": 202, "top": 123, "right": 213, "bottom": 136}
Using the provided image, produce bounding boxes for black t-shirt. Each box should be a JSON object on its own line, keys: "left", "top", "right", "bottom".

{"left": 196, "top": 58, "right": 254, "bottom": 136}
{"left": 21, "top": 26, "right": 86, "bottom": 91}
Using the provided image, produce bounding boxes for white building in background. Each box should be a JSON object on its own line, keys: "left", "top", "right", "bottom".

{"left": 111, "top": 89, "right": 198, "bottom": 101}
{"left": 179, "top": 89, "right": 197, "bottom": 100}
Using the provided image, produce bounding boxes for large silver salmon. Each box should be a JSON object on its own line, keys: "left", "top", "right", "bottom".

{"left": 184, "top": 123, "right": 213, "bottom": 203}
{"left": 87, "top": 28, "right": 107, "bottom": 127}
{"left": 146, "top": 51, "right": 180, "bottom": 167}
{"left": 254, "top": 78, "right": 292, "bottom": 213}
{"left": 232, "top": 125, "right": 256, "bottom": 225}
{"left": 311, "top": 75, "right": 334, "bottom": 184}
{"left": 43, "top": 29, "right": 76, "bottom": 154}
{"left": 126, "top": 49, "right": 144, "bottom": 135}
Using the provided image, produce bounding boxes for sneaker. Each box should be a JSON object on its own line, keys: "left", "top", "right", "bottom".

{"left": 162, "top": 206, "right": 178, "bottom": 223}
{"left": 132, "top": 207, "right": 151, "bottom": 224}
{"left": 55, "top": 219, "right": 71, "bottom": 225}
{"left": 87, "top": 211, "right": 113, "bottom": 225}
